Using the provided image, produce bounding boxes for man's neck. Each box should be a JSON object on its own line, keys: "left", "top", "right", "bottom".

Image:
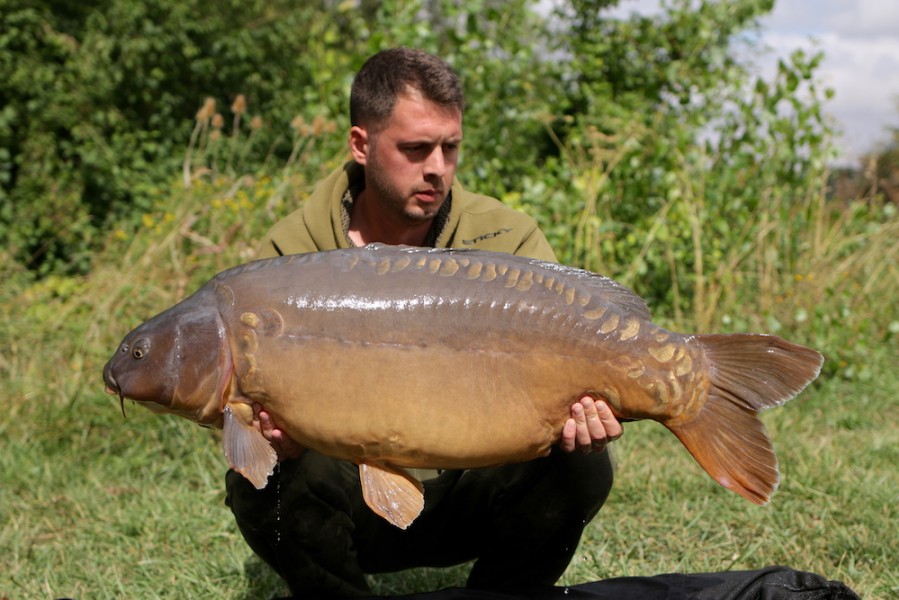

{"left": 347, "top": 189, "right": 433, "bottom": 247}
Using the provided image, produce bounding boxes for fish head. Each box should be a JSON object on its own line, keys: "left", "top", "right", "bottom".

{"left": 103, "top": 297, "right": 232, "bottom": 426}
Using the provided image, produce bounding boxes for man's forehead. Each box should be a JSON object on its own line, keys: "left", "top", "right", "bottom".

{"left": 383, "top": 92, "right": 462, "bottom": 136}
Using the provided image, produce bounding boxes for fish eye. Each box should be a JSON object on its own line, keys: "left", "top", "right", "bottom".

{"left": 131, "top": 339, "right": 150, "bottom": 360}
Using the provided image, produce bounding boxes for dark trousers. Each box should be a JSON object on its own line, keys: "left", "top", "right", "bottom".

{"left": 225, "top": 447, "right": 614, "bottom": 598}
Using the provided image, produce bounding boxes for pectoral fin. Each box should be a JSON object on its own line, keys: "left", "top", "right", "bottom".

{"left": 223, "top": 403, "right": 277, "bottom": 489}
{"left": 359, "top": 462, "right": 425, "bottom": 530}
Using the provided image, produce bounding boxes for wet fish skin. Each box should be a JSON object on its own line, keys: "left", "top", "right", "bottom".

{"left": 103, "top": 244, "right": 824, "bottom": 528}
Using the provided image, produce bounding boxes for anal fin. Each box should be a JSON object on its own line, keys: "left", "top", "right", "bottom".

{"left": 359, "top": 462, "right": 425, "bottom": 530}
{"left": 223, "top": 403, "right": 277, "bottom": 489}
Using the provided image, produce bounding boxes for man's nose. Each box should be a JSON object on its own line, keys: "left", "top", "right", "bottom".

{"left": 424, "top": 147, "right": 446, "bottom": 178}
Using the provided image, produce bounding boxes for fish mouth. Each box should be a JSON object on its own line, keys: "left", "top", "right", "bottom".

{"left": 102, "top": 363, "right": 127, "bottom": 418}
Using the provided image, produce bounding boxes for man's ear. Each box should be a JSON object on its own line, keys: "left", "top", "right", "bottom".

{"left": 349, "top": 126, "right": 369, "bottom": 165}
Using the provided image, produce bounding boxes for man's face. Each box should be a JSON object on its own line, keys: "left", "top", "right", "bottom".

{"left": 351, "top": 90, "right": 463, "bottom": 223}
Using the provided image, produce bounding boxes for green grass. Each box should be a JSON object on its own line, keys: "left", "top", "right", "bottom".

{"left": 2, "top": 359, "right": 896, "bottom": 598}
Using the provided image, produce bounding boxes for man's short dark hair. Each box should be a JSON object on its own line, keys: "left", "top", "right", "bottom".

{"left": 350, "top": 48, "right": 464, "bottom": 129}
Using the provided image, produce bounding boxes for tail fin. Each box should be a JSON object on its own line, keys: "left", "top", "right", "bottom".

{"left": 666, "top": 334, "right": 823, "bottom": 505}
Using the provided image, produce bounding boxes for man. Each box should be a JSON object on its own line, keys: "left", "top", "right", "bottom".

{"left": 225, "top": 47, "right": 622, "bottom": 598}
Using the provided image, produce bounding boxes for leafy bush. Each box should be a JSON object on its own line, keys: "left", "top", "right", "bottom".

{"left": 0, "top": 0, "right": 349, "bottom": 275}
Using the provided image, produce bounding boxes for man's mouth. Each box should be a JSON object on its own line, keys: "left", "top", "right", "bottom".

{"left": 414, "top": 189, "right": 441, "bottom": 202}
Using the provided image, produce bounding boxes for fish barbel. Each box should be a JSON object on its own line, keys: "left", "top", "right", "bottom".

{"left": 103, "top": 244, "right": 823, "bottom": 528}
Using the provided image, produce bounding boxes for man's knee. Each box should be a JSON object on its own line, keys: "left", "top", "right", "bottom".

{"left": 225, "top": 453, "right": 371, "bottom": 596}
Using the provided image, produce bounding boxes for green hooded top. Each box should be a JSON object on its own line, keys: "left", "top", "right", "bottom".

{"left": 257, "top": 161, "right": 556, "bottom": 262}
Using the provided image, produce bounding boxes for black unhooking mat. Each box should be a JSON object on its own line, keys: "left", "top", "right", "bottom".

{"left": 351, "top": 566, "right": 860, "bottom": 600}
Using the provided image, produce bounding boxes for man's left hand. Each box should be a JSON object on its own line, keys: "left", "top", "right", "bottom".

{"left": 559, "top": 396, "right": 623, "bottom": 454}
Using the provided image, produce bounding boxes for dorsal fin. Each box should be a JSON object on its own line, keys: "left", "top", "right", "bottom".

{"left": 364, "top": 244, "right": 653, "bottom": 321}
{"left": 536, "top": 259, "right": 652, "bottom": 320}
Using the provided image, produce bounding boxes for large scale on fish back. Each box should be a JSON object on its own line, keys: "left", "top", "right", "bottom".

{"left": 103, "top": 244, "right": 824, "bottom": 529}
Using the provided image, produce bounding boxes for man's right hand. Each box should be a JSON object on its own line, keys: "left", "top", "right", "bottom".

{"left": 559, "top": 396, "right": 623, "bottom": 454}
{"left": 253, "top": 403, "right": 305, "bottom": 462}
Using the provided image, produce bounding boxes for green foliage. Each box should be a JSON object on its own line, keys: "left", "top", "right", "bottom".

{"left": 2, "top": 0, "right": 549, "bottom": 274}
{"left": 525, "top": 2, "right": 836, "bottom": 318}
{"left": 2, "top": 4, "right": 898, "bottom": 595}
{"left": 0, "top": 0, "right": 348, "bottom": 275}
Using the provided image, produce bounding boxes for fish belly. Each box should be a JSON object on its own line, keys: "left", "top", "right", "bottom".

{"left": 239, "top": 330, "right": 604, "bottom": 469}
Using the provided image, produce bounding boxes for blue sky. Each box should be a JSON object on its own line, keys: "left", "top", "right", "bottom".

{"left": 604, "top": 0, "right": 899, "bottom": 165}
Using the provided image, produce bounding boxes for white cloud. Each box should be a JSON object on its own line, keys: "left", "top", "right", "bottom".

{"left": 825, "top": 0, "right": 899, "bottom": 38}
{"left": 760, "top": 1, "right": 899, "bottom": 163}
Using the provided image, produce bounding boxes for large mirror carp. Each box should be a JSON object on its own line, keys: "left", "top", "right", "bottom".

{"left": 103, "top": 244, "right": 823, "bottom": 528}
